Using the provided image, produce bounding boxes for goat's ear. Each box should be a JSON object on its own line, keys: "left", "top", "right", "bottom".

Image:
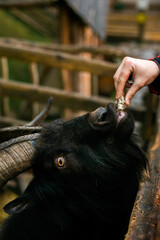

{"left": 4, "top": 193, "right": 34, "bottom": 215}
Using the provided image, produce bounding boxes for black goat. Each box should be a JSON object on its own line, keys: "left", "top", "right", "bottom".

{"left": 0, "top": 103, "right": 148, "bottom": 240}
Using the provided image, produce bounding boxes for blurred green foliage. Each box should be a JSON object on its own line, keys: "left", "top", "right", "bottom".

{"left": 0, "top": 10, "right": 52, "bottom": 118}
{"left": 0, "top": 10, "right": 51, "bottom": 41}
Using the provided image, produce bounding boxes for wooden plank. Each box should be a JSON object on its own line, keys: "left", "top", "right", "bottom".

{"left": 0, "top": 38, "right": 127, "bottom": 58}
{"left": 1, "top": 57, "right": 9, "bottom": 79}
{"left": 0, "top": 79, "right": 146, "bottom": 121}
{"left": 0, "top": 42, "right": 117, "bottom": 76}
{"left": 60, "top": 4, "right": 73, "bottom": 92}
{"left": 30, "top": 62, "right": 40, "bottom": 117}
{"left": 0, "top": 0, "right": 54, "bottom": 8}
{"left": 126, "top": 97, "right": 160, "bottom": 240}
{"left": 107, "top": 12, "right": 160, "bottom": 42}
{"left": 1, "top": 57, "right": 10, "bottom": 117}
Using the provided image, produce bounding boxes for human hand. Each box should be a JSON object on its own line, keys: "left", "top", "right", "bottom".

{"left": 113, "top": 57, "right": 160, "bottom": 105}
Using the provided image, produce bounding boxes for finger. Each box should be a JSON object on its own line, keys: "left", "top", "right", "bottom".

{"left": 116, "top": 66, "right": 133, "bottom": 99}
{"left": 125, "top": 83, "right": 142, "bottom": 105}
{"left": 113, "top": 64, "right": 123, "bottom": 90}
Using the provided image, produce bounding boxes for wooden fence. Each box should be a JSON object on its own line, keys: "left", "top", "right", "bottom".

{"left": 0, "top": 38, "right": 146, "bottom": 123}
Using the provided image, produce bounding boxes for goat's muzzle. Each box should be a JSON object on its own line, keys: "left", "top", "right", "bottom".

{"left": 89, "top": 103, "right": 117, "bottom": 129}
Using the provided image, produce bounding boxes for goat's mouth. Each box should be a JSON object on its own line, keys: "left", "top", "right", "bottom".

{"left": 107, "top": 103, "right": 128, "bottom": 125}
{"left": 117, "top": 110, "right": 127, "bottom": 123}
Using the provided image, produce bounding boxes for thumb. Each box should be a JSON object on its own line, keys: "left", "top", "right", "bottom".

{"left": 125, "top": 83, "right": 142, "bottom": 105}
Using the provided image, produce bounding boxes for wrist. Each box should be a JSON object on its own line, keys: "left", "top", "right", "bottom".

{"left": 149, "top": 56, "right": 160, "bottom": 75}
{"left": 148, "top": 57, "right": 160, "bottom": 95}
{"left": 148, "top": 59, "right": 160, "bottom": 81}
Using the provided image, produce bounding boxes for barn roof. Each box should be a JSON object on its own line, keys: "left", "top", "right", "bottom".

{"left": 65, "top": 0, "right": 108, "bottom": 39}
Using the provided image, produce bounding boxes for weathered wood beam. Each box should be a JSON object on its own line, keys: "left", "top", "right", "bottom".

{"left": 0, "top": 79, "right": 146, "bottom": 121}
{"left": 30, "top": 62, "right": 40, "bottom": 117}
{"left": 0, "top": 0, "right": 56, "bottom": 8}
{"left": 0, "top": 42, "right": 117, "bottom": 76}
{"left": 0, "top": 38, "right": 127, "bottom": 58}
{"left": 126, "top": 97, "right": 160, "bottom": 240}
{"left": 1, "top": 57, "right": 10, "bottom": 116}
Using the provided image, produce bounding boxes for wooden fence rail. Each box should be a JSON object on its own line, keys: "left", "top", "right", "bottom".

{"left": 0, "top": 38, "right": 128, "bottom": 58}
{"left": 0, "top": 41, "right": 118, "bottom": 76}
{"left": 0, "top": 38, "right": 146, "bottom": 127}
{"left": 0, "top": 79, "right": 146, "bottom": 121}
{"left": 126, "top": 97, "right": 160, "bottom": 240}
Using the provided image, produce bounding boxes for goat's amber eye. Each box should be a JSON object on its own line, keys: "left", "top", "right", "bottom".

{"left": 57, "top": 156, "right": 65, "bottom": 167}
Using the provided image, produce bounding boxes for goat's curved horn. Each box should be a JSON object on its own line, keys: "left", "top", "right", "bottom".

{"left": 0, "top": 133, "right": 39, "bottom": 150}
{"left": 0, "top": 97, "right": 53, "bottom": 143}
{"left": 0, "top": 134, "right": 39, "bottom": 187}
{"left": 0, "top": 126, "right": 42, "bottom": 143}
{"left": 26, "top": 97, "right": 53, "bottom": 127}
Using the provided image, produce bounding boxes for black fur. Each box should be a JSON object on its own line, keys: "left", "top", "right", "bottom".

{"left": 0, "top": 103, "right": 148, "bottom": 240}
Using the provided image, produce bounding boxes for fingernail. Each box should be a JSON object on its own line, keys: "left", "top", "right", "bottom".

{"left": 116, "top": 93, "right": 120, "bottom": 99}
{"left": 125, "top": 99, "right": 130, "bottom": 106}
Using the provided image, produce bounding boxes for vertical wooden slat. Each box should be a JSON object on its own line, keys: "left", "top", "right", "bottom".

{"left": 75, "top": 26, "right": 92, "bottom": 97}
{"left": 60, "top": 4, "right": 72, "bottom": 92}
{"left": 1, "top": 57, "right": 10, "bottom": 116}
{"left": 30, "top": 62, "right": 39, "bottom": 117}
{"left": 92, "top": 75, "right": 99, "bottom": 96}
{"left": 60, "top": 4, "right": 74, "bottom": 119}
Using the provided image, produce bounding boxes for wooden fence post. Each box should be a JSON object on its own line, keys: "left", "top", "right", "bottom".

{"left": 30, "top": 62, "right": 40, "bottom": 117}
{"left": 1, "top": 57, "right": 10, "bottom": 116}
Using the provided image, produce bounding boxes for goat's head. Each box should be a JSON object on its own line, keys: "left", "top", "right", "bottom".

{"left": 0, "top": 101, "right": 148, "bottom": 235}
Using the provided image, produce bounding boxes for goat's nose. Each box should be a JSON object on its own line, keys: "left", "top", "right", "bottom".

{"left": 90, "top": 107, "right": 107, "bottom": 124}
